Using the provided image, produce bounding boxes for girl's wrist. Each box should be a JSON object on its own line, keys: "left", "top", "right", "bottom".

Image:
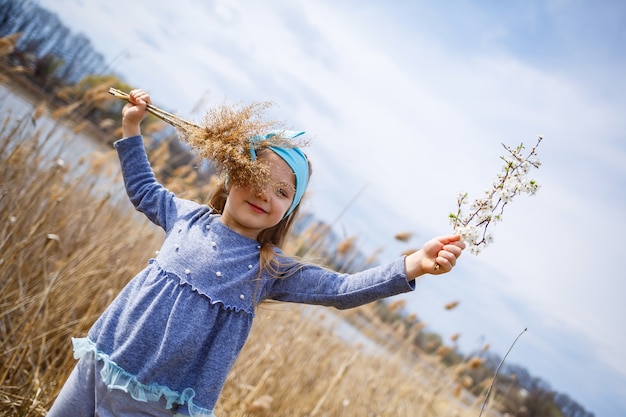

{"left": 404, "top": 250, "right": 425, "bottom": 281}
{"left": 122, "top": 121, "right": 141, "bottom": 138}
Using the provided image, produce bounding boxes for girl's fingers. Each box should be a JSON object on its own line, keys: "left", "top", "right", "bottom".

{"left": 439, "top": 234, "right": 462, "bottom": 244}
{"left": 435, "top": 252, "right": 456, "bottom": 271}
{"left": 434, "top": 243, "right": 463, "bottom": 273}
{"left": 128, "top": 89, "right": 150, "bottom": 105}
{"left": 443, "top": 243, "right": 464, "bottom": 258}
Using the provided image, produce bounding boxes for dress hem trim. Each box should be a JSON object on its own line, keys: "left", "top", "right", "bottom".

{"left": 72, "top": 337, "right": 215, "bottom": 417}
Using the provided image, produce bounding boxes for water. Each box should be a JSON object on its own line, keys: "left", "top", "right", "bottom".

{"left": 302, "top": 305, "right": 390, "bottom": 357}
{"left": 0, "top": 82, "right": 127, "bottom": 203}
{"left": 0, "top": 83, "right": 111, "bottom": 159}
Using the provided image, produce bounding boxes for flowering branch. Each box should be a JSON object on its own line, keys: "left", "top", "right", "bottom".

{"left": 449, "top": 136, "right": 542, "bottom": 254}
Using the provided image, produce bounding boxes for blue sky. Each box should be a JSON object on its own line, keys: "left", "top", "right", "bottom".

{"left": 34, "top": 1, "right": 626, "bottom": 415}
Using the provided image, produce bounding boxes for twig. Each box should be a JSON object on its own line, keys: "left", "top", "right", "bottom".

{"left": 108, "top": 87, "right": 199, "bottom": 131}
{"left": 478, "top": 327, "right": 527, "bottom": 417}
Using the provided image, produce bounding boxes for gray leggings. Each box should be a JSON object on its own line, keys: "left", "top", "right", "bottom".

{"left": 47, "top": 353, "right": 189, "bottom": 417}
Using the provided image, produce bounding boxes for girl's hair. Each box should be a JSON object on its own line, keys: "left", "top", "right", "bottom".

{"left": 208, "top": 148, "right": 313, "bottom": 275}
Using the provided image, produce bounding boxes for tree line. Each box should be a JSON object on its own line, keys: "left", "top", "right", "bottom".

{"left": 372, "top": 300, "right": 595, "bottom": 417}
{"left": 0, "top": 0, "right": 107, "bottom": 88}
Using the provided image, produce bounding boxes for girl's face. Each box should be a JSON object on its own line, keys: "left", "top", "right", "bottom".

{"left": 221, "top": 150, "right": 296, "bottom": 240}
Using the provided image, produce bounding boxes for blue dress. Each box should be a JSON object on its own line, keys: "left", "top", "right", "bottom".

{"left": 74, "top": 135, "right": 416, "bottom": 416}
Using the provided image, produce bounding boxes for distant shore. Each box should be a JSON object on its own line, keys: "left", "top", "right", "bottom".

{"left": 0, "top": 65, "right": 115, "bottom": 146}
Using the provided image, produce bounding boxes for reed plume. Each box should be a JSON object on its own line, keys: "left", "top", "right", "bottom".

{"left": 109, "top": 88, "right": 307, "bottom": 192}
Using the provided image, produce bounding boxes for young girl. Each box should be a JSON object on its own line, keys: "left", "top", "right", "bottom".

{"left": 48, "top": 89, "right": 465, "bottom": 417}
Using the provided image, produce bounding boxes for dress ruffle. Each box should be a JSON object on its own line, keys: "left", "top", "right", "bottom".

{"left": 168, "top": 270, "right": 255, "bottom": 315}
{"left": 72, "top": 337, "right": 216, "bottom": 417}
{"left": 150, "top": 258, "right": 256, "bottom": 316}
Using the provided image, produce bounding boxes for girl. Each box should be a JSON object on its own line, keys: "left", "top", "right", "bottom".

{"left": 48, "top": 89, "right": 465, "bottom": 417}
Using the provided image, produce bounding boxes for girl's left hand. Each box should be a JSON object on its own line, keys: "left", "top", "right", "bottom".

{"left": 405, "top": 234, "right": 465, "bottom": 280}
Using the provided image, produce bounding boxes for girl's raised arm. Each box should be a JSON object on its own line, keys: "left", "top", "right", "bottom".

{"left": 114, "top": 90, "right": 204, "bottom": 231}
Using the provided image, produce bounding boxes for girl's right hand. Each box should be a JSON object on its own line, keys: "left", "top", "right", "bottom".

{"left": 122, "top": 89, "right": 152, "bottom": 138}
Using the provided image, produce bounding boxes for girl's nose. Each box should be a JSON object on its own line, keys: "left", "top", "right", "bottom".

{"left": 255, "top": 187, "right": 269, "bottom": 201}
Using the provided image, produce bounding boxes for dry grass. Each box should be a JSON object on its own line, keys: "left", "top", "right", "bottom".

{"left": 0, "top": 108, "right": 501, "bottom": 416}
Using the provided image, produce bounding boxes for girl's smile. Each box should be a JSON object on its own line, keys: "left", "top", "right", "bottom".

{"left": 247, "top": 201, "right": 267, "bottom": 214}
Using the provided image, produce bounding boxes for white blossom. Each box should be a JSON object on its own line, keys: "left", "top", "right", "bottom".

{"left": 450, "top": 137, "right": 542, "bottom": 254}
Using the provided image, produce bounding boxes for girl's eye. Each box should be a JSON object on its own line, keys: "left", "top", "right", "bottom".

{"left": 274, "top": 184, "right": 294, "bottom": 198}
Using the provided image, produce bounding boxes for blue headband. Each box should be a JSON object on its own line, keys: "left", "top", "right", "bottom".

{"left": 249, "top": 130, "right": 309, "bottom": 217}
